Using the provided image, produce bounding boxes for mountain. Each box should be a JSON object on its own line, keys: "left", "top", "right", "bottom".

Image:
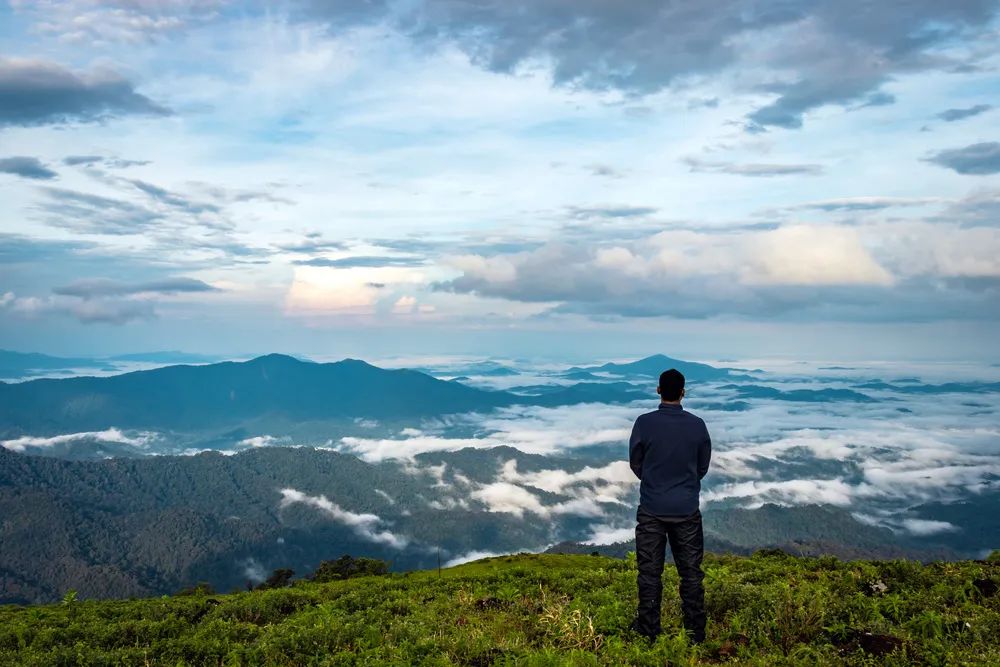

{"left": 568, "top": 354, "right": 747, "bottom": 382}
{"left": 2, "top": 552, "right": 998, "bottom": 665}
{"left": 0, "top": 354, "right": 510, "bottom": 436}
{"left": 0, "top": 349, "right": 113, "bottom": 380}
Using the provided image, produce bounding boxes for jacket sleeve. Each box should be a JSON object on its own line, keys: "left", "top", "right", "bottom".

{"left": 697, "top": 422, "right": 712, "bottom": 480}
{"left": 628, "top": 418, "right": 644, "bottom": 480}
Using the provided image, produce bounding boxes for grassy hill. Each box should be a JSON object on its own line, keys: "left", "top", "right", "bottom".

{"left": 2, "top": 552, "right": 998, "bottom": 666}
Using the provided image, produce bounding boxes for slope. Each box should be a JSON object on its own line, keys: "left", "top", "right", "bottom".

{"left": 0, "top": 552, "right": 997, "bottom": 665}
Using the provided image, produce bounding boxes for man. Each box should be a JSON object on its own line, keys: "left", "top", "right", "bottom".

{"left": 628, "top": 368, "right": 712, "bottom": 643}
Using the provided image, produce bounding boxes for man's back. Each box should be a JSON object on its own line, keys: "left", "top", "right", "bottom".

{"left": 629, "top": 403, "right": 712, "bottom": 517}
{"left": 629, "top": 368, "right": 711, "bottom": 643}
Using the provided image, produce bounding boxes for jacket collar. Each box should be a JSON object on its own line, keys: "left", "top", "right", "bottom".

{"left": 658, "top": 402, "right": 683, "bottom": 410}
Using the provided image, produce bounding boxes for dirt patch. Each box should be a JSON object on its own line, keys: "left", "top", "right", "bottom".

{"left": 474, "top": 597, "right": 511, "bottom": 611}
{"left": 466, "top": 648, "right": 507, "bottom": 666}
{"left": 834, "top": 630, "right": 904, "bottom": 657}
{"left": 716, "top": 633, "right": 750, "bottom": 659}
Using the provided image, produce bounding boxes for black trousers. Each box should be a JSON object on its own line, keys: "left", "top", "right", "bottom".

{"left": 634, "top": 506, "right": 706, "bottom": 640}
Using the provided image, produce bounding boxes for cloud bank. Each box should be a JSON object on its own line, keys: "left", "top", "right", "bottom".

{"left": 303, "top": 0, "right": 999, "bottom": 129}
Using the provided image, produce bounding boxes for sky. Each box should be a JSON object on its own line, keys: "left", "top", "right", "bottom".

{"left": 1, "top": 0, "right": 999, "bottom": 362}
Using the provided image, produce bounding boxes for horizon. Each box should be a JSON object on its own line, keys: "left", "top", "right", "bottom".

{"left": 5, "top": 347, "right": 1000, "bottom": 378}
{"left": 1, "top": 1, "right": 999, "bottom": 361}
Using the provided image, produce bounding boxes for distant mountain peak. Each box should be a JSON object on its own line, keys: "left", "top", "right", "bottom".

{"left": 635, "top": 353, "right": 683, "bottom": 364}
{"left": 247, "top": 353, "right": 310, "bottom": 365}
{"left": 568, "top": 354, "right": 744, "bottom": 381}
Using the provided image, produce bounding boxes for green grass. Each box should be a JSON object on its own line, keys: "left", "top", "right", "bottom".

{"left": 1, "top": 551, "right": 998, "bottom": 666}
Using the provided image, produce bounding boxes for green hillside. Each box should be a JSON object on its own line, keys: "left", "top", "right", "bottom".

{"left": 2, "top": 552, "right": 998, "bottom": 666}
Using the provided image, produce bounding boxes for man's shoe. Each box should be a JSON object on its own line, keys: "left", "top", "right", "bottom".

{"left": 685, "top": 628, "right": 706, "bottom": 645}
{"left": 629, "top": 617, "right": 660, "bottom": 641}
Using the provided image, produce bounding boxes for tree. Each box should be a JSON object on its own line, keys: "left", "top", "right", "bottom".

{"left": 176, "top": 582, "right": 216, "bottom": 596}
{"left": 312, "top": 555, "right": 388, "bottom": 583}
{"left": 256, "top": 568, "right": 294, "bottom": 590}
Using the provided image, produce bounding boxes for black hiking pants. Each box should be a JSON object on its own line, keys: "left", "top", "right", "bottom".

{"left": 634, "top": 506, "right": 706, "bottom": 641}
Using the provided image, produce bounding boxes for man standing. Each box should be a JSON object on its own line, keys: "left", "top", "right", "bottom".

{"left": 628, "top": 368, "right": 712, "bottom": 643}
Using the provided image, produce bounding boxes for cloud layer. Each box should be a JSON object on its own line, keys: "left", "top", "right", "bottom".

{"left": 435, "top": 223, "right": 998, "bottom": 321}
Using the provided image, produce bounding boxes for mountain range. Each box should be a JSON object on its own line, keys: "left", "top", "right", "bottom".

{"left": 0, "top": 354, "right": 510, "bottom": 436}
{"left": 0, "top": 353, "right": 750, "bottom": 439}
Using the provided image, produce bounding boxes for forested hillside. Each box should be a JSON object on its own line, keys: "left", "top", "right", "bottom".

{"left": 2, "top": 552, "right": 998, "bottom": 665}
{"left": 1, "top": 445, "right": 962, "bottom": 604}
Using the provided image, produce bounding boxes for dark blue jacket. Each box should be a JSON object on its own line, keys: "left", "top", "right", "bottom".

{"left": 629, "top": 403, "right": 712, "bottom": 517}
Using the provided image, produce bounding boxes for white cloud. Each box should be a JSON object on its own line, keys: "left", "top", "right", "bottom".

{"left": 852, "top": 513, "right": 962, "bottom": 536}
{"left": 238, "top": 435, "right": 286, "bottom": 448}
{"left": 1, "top": 427, "right": 157, "bottom": 452}
{"left": 702, "top": 478, "right": 859, "bottom": 509}
{"left": 427, "top": 496, "right": 470, "bottom": 510}
{"left": 467, "top": 458, "right": 636, "bottom": 519}
{"left": 241, "top": 557, "right": 268, "bottom": 584}
{"left": 499, "top": 458, "right": 635, "bottom": 497}
{"left": 0, "top": 290, "right": 156, "bottom": 325}
{"left": 741, "top": 225, "right": 894, "bottom": 286}
{"left": 278, "top": 487, "right": 409, "bottom": 549}
{"left": 339, "top": 434, "right": 490, "bottom": 462}
{"left": 444, "top": 223, "right": 897, "bottom": 308}
{"left": 337, "top": 402, "right": 637, "bottom": 462}
{"left": 283, "top": 266, "right": 427, "bottom": 316}
{"left": 586, "top": 524, "right": 635, "bottom": 545}
{"left": 470, "top": 482, "right": 549, "bottom": 518}
{"left": 900, "top": 518, "right": 960, "bottom": 536}
{"left": 444, "top": 549, "right": 507, "bottom": 567}
{"left": 11, "top": 0, "right": 223, "bottom": 44}
{"left": 862, "top": 464, "right": 1000, "bottom": 499}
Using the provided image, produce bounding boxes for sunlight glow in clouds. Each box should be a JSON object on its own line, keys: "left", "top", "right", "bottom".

{"left": 284, "top": 266, "right": 427, "bottom": 316}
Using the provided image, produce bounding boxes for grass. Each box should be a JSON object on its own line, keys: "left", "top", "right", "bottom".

{"left": 1, "top": 551, "right": 998, "bottom": 665}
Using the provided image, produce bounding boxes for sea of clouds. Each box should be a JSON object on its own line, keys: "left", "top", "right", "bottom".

{"left": 3, "top": 357, "right": 997, "bottom": 551}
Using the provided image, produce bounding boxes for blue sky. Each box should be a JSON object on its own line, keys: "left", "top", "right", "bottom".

{"left": 1, "top": 0, "right": 998, "bottom": 361}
